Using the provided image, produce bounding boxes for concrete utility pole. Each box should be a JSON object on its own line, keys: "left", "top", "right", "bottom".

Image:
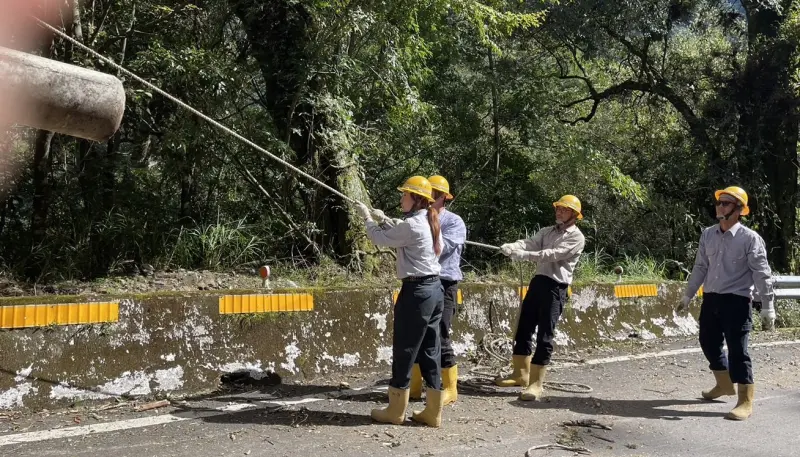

{"left": 0, "top": 46, "right": 125, "bottom": 141}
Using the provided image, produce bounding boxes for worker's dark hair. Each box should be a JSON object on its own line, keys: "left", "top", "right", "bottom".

{"left": 411, "top": 194, "right": 441, "bottom": 256}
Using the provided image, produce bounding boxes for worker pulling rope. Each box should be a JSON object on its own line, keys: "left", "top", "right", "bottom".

{"left": 38, "top": 17, "right": 591, "bottom": 397}
{"left": 464, "top": 331, "right": 592, "bottom": 394}
{"left": 464, "top": 258, "right": 592, "bottom": 395}
{"left": 34, "top": 17, "right": 497, "bottom": 254}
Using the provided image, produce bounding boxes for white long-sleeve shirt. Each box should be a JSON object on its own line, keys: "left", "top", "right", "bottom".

{"left": 365, "top": 210, "right": 443, "bottom": 279}
{"left": 683, "top": 223, "right": 774, "bottom": 310}
{"left": 509, "top": 224, "right": 585, "bottom": 285}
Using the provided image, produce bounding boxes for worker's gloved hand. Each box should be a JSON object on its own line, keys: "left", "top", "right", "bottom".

{"left": 509, "top": 248, "right": 527, "bottom": 261}
{"left": 370, "top": 208, "right": 392, "bottom": 225}
{"left": 501, "top": 242, "right": 522, "bottom": 256}
{"left": 676, "top": 295, "right": 691, "bottom": 314}
{"left": 355, "top": 203, "right": 372, "bottom": 221}
{"left": 760, "top": 307, "right": 776, "bottom": 332}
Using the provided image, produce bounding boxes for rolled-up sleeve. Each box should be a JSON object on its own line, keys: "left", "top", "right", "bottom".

{"left": 748, "top": 235, "right": 774, "bottom": 310}
{"left": 366, "top": 220, "right": 412, "bottom": 248}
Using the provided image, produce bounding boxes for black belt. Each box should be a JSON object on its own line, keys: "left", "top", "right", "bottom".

{"left": 402, "top": 275, "right": 439, "bottom": 283}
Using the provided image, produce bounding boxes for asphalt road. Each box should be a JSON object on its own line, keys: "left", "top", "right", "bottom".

{"left": 1, "top": 333, "right": 798, "bottom": 457}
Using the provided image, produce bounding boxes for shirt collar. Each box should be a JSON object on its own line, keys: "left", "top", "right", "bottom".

{"left": 555, "top": 223, "right": 577, "bottom": 234}
{"left": 403, "top": 209, "right": 426, "bottom": 219}
{"left": 716, "top": 222, "right": 742, "bottom": 236}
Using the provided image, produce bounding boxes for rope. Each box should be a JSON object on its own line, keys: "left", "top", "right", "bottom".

{"left": 35, "top": 17, "right": 502, "bottom": 253}
{"left": 465, "top": 240, "right": 500, "bottom": 250}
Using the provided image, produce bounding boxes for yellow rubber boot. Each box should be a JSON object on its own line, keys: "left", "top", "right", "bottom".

{"left": 442, "top": 365, "right": 458, "bottom": 406}
{"left": 702, "top": 370, "right": 736, "bottom": 400}
{"left": 519, "top": 364, "right": 546, "bottom": 401}
{"left": 409, "top": 364, "right": 423, "bottom": 400}
{"left": 494, "top": 355, "right": 531, "bottom": 387}
{"left": 371, "top": 386, "right": 409, "bottom": 425}
{"left": 411, "top": 389, "right": 444, "bottom": 427}
{"left": 726, "top": 384, "right": 754, "bottom": 421}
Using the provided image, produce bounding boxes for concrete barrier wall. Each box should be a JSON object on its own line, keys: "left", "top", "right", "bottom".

{"left": 0, "top": 282, "right": 704, "bottom": 410}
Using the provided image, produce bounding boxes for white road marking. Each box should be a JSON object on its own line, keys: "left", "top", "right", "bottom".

{"left": 558, "top": 339, "right": 800, "bottom": 368}
{"left": 0, "top": 413, "right": 199, "bottom": 446}
{"left": 217, "top": 403, "right": 257, "bottom": 412}
{"left": 261, "top": 397, "right": 322, "bottom": 407}
{"left": 0, "top": 397, "right": 322, "bottom": 447}
{"left": 0, "top": 339, "right": 797, "bottom": 447}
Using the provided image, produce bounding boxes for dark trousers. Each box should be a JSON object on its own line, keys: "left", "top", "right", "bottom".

{"left": 391, "top": 277, "right": 444, "bottom": 390}
{"left": 415, "top": 279, "right": 459, "bottom": 369}
{"left": 512, "top": 275, "right": 568, "bottom": 366}
{"left": 440, "top": 279, "right": 459, "bottom": 368}
{"left": 699, "top": 293, "right": 753, "bottom": 384}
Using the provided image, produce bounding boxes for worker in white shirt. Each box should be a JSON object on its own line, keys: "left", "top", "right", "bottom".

{"left": 678, "top": 186, "right": 775, "bottom": 421}
{"left": 496, "top": 195, "right": 585, "bottom": 401}
{"left": 356, "top": 176, "right": 445, "bottom": 427}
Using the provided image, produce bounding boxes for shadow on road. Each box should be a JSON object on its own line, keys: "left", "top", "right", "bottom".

{"left": 512, "top": 394, "right": 723, "bottom": 420}
{"left": 198, "top": 380, "right": 392, "bottom": 404}
{"left": 180, "top": 403, "right": 376, "bottom": 427}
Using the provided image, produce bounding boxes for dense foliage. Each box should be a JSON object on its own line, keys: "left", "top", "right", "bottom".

{"left": 2, "top": 0, "right": 800, "bottom": 283}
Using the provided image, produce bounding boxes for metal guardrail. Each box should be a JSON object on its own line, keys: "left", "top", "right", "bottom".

{"left": 773, "top": 276, "right": 800, "bottom": 299}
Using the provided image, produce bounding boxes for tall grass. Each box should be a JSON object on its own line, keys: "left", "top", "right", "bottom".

{"left": 574, "top": 252, "right": 668, "bottom": 283}
{"left": 573, "top": 248, "right": 613, "bottom": 280}
{"left": 168, "top": 219, "right": 266, "bottom": 270}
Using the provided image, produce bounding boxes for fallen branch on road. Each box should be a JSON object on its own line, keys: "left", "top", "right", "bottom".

{"left": 135, "top": 400, "right": 170, "bottom": 412}
{"left": 561, "top": 418, "right": 613, "bottom": 430}
{"left": 525, "top": 444, "right": 591, "bottom": 455}
{"left": 587, "top": 432, "right": 614, "bottom": 443}
{"left": 94, "top": 401, "right": 130, "bottom": 412}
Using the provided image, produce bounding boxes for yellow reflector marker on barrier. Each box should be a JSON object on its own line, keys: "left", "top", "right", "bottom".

{"left": 0, "top": 301, "right": 120, "bottom": 329}
{"left": 614, "top": 284, "right": 658, "bottom": 298}
{"left": 218, "top": 294, "right": 314, "bottom": 314}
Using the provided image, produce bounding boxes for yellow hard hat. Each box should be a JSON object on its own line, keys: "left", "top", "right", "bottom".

{"left": 553, "top": 194, "right": 583, "bottom": 220}
{"left": 397, "top": 176, "right": 434, "bottom": 202}
{"left": 428, "top": 175, "right": 454, "bottom": 200}
{"left": 714, "top": 186, "right": 750, "bottom": 216}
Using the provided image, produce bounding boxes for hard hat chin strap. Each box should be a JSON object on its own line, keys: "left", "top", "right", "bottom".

{"left": 717, "top": 206, "right": 738, "bottom": 221}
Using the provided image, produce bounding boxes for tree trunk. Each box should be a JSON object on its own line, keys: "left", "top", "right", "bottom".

{"left": 735, "top": 2, "right": 800, "bottom": 272}
{"left": 488, "top": 47, "right": 501, "bottom": 174}
{"left": 27, "top": 30, "right": 57, "bottom": 256}
{"left": 229, "top": 0, "right": 374, "bottom": 269}
{"left": 179, "top": 152, "right": 197, "bottom": 223}
{"left": 31, "top": 130, "right": 56, "bottom": 247}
